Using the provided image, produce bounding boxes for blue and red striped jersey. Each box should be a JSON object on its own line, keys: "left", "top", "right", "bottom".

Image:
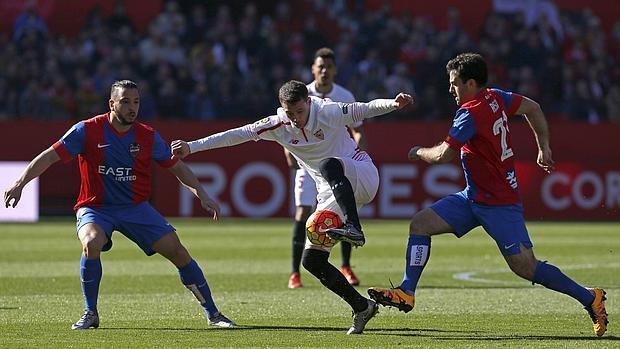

{"left": 52, "top": 113, "right": 177, "bottom": 211}
{"left": 444, "top": 88, "right": 524, "bottom": 205}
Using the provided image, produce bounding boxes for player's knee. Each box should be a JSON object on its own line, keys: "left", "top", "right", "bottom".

{"left": 81, "top": 235, "right": 105, "bottom": 258}
{"left": 168, "top": 245, "right": 191, "bottom": 267}
{"left": 409, "top": 214, "right": 429, "bottom": 235}
{"left": 319, "top": 158, "right": 343, "bottom": 181}
{"left": 302, "top": 248, "right": 329, "bottom": 274}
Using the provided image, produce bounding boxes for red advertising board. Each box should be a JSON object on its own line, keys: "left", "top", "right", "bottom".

{"left": 0, "top": 119, "right": 618, "bottom": 220}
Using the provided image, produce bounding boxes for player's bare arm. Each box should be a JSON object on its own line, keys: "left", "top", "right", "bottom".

{"left": 408, "top": 142, "right": 457, "bottom": 164}
{"left": 516, "top": 96, "right": 555, "bottom": 173}
{"left": 171, "top": 140, "right": 191, "bottom": 159}
{"left": 4, "top": 147, "right": 60, "bottom": 208}
{"left": 168, "top": 160, "right": 221, "bottom": 220}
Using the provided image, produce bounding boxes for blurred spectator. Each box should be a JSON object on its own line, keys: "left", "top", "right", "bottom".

{"left": 138, "top": 80, "right": 157, "bottom": 121}
{"left": 13, "top": 7, "right": 48, "bottom": 43}
{"left": 107, "top": 1, "right": 135, "bottom": 32}
{"left": 187, "top": 82, "right": 216, "bottom": 120}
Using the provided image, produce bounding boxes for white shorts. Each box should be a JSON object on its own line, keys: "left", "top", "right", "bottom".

{"left": 294, "top": 168, "right": 317, "bottom": 207}
{"left": 305, "top": 156, "right": 379, "bottom": 252}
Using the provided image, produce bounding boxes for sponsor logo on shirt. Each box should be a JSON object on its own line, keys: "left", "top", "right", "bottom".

{"left": 290, "top": 139, "right": 299, "bottom": 144}
{"left": 314, "top": 129, "right": 324, "bottom": 140}
{"left": 129, "top": 142, "right": 141, "bottom": 157}
{"left": 98, "top": 165, "right": 136, "bottom": 182}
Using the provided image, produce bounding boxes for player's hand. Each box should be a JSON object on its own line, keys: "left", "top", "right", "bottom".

{"left": 4, "top": 183, "right": 23, "bottom": 208}
{"left": 408, "top": 146, "right": 422, "bottom": 161}
{"left": 200, "top": 196, "right": 221, "bottom": 221}
{"left": 171, "top": 140, "right": 190, "bottom": 159}
{"left": 393, "top": 93, "right": 414, "bottom": 109}
{"left": 537, "top": 146, "right": 555, "bottom": 173}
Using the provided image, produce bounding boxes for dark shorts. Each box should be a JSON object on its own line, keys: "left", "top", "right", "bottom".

{"left": 430, "top": 191, "right": 532, "bottom": 256}
{"left": 76, "top": 202, "right": 175, "bottom": 256}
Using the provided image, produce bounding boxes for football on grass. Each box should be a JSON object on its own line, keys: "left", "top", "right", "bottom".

{"left": 306, "top": 210, "right": 343, "bottom": 247}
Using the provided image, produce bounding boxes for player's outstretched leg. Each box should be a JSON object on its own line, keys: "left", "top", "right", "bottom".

{"left": 368, "top": 234, "right": 430, "bottom": 312}
{"left": 302, "top": 248, "right": 377, "bottom": 333}
{"left": 530, "top": 260, "right": 607, "bottom": 336}
{"left": 178, "top": 259, "right": 236, "bottom": 328}
{"left": 318, "top": 158, "right": 365, "bottom": 247}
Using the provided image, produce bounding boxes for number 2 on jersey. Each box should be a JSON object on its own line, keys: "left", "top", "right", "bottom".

{"left": 492, "top": 111, "right": 514, "bottom": 161}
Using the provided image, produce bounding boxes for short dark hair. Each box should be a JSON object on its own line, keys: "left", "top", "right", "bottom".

{"left": 314, "top": 47, "right": 335, "bottom": 62}
{"left": 446, "top": 53, "right": 488, "bottom": 87}
{"left": 278, "top": 80, "right": 308, "bottom": 104}
{"left": 110, "top": 79, "right": 138, "bottom": 97}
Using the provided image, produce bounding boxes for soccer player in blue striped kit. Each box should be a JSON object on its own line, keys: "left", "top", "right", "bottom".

{"left": 368, "top": 53, "right": 608, "bottom": 337}
{"left": 4, "top": 80, "right": 235, "bottom": 329}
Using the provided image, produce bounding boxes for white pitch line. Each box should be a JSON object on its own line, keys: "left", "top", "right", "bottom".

{"left": 453, "top": 262, "right": 620, "bottom": 284}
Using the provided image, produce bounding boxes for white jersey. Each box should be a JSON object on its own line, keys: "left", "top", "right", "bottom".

{"left": 307, "top": 81, "right": 355, "bottom": 103}
{"left": 306, "top": 81, "right": 361, "bottom": 128}
{"left": 188, "top": 97, "right": 395, "bottom": 194}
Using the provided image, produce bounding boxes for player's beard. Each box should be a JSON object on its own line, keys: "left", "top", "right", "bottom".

{"left": 118, "top": 112, "right": 137, "bottom": 125}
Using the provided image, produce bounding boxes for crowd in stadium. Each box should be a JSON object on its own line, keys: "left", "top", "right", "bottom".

{"left": 1, "top": 0, "right": 619, "bottom": 122}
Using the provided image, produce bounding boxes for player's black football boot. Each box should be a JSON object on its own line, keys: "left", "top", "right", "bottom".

{"left": 326, "top": 222, "right": 365, "bottom": 247}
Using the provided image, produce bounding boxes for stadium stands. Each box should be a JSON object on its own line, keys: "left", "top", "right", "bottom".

{"left": 0, "top": 0, "right": 619, "bottom": 122}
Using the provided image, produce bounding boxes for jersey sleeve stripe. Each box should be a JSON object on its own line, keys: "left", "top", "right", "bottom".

{"left": 506, "top": 93, "right": 523, "bottom": 115}
{"left": 256, "top": 121, "right": 288, "bottom": 135}
{"left": 52, "top": 140, "right": 73, "bottom": 163}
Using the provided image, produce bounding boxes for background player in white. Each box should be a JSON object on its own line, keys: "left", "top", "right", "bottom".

{"left": 171, "top": 80, "right": 413, "bottom": 334}
{"left": 286, "top": 47, "right": 367, "bottom": 289}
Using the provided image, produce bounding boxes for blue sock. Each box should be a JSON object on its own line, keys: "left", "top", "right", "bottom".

{"left": 532, "top": 261, "right": 595, "bottom": 306}
{"left": 400, "top": 234, "right": 431, "bottom": 293}
{"left": 178, "top": 259, "right": 219, "bottom": 318}
{"left": 80, "top": 255, "right": 102, "bottom": 312}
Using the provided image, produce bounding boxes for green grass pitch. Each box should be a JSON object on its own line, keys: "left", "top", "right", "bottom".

{"left": 0, "top": 218, "right": 618, "bottom": 348}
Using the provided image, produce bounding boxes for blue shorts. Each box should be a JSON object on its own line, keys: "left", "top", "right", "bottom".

{"left": 430, "top": 191, "right": 532, "bottom": 256}
{"left": 75, "top": 202, "right": 175, "bottom": 256}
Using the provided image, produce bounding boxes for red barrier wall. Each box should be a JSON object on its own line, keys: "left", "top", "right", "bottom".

{"left": 1, "top": 119, "right": 618, "bottom": 220}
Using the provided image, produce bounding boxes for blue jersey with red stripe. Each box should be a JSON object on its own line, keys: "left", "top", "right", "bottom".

{"left": 53, "top": 113, "right": 177, "bottom": 211}
{"left": 444, "top": 88, "right": 524, "bottom": 205}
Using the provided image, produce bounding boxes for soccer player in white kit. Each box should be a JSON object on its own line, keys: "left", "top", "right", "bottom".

{"left": 286, "top": 47, "right": 367, "bottom": 289}
{"left": 172, "top": 80, "right": 413, "bottom": 334}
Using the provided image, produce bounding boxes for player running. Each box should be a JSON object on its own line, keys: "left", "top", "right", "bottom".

{"left": 368, "top": 53, "right": 608, "bottom": 337}
{"left": 286, "top": 47, "right": 367, "bottom": 289}
{"left": 4, "top": 80, "right": 236, "bottom": 330}
{"left": 172, "top": 80, "right": 413, "bottom": 334}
